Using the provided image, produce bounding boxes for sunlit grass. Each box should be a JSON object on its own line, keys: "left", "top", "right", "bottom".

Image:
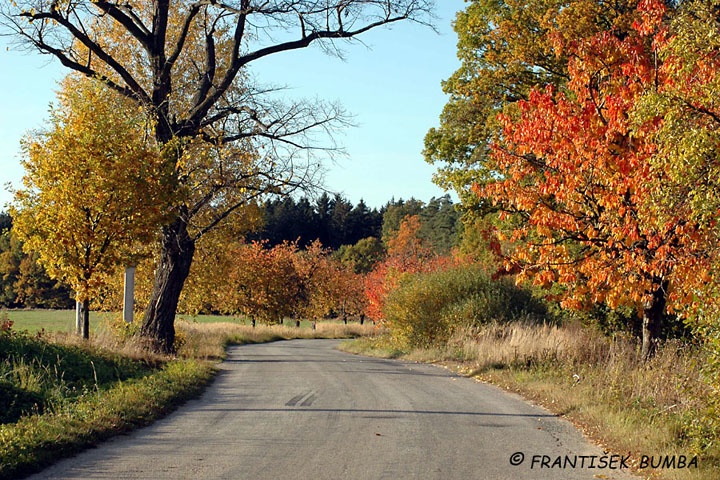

{"left": 2, "top": 309, "right": 109, "bottom": 334}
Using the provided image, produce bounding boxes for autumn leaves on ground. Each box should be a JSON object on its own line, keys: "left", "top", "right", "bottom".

{"left": 1, "top": 1, "right": 720, "bottom": 480}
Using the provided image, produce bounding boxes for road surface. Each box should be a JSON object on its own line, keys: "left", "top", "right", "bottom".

{"left": 28, "top": 339, "right": 636, "bottom": 479}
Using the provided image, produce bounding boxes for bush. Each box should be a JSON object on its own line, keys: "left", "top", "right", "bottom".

{"left": 382, "top": 264, "right": 546, "bottom": 348}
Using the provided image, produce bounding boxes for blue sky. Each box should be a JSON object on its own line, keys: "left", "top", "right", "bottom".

{"left": 0, "top": 1, "right": 467, "bottom": 211}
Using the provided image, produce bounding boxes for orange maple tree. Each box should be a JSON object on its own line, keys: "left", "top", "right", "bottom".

{"left": 220, "top": 241, "right": 301, "bottom": 325}
{"left": 478, "top": 1, "right": 702, "bottom": 358}
{"left": 364, "top": 215, "right": 452, "bottom": 322}
{"left": 292, "top": 241, "right": 365, "bottom": 323}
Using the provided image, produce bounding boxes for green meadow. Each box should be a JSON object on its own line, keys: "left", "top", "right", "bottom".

{"left": 3, "top": 309, "right": 333, "bottom": 334}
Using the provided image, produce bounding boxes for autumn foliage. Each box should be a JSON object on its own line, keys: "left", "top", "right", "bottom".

{"left": 465, "top": 0, "right": 712, "bottom": 358}
{"left": 364, "top": 215, "right": 453, "bottom": 322}
{"left": 11, "top": 76, "right": 170, "bottom": 337}
{"left": 180, "top": 239, "right": 362, "bottom": 325}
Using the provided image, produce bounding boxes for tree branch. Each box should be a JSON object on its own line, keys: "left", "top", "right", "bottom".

{"left": 17, "top": 7, "right": 152, "bottom": 105}
{"left": 92, "top": 1, "right": 152, "bottom": 50}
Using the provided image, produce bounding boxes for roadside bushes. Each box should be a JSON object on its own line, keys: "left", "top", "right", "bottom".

{"left": 383, "top": 264, "right": 546, "bottom": 348}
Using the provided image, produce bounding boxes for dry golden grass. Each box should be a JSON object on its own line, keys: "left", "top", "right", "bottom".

{"left": 42, "top": 316, "right": 378, "bottom": 363}
{"left": 176, "top": 320, "right": 378, "bottom": 360}
{"left": 41, "top": 328, "right": 169, "bottom": 365}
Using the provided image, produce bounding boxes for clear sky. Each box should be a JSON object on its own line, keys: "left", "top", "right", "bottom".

{"left": 0, "top": 1, "right": 467, "bottom": 211}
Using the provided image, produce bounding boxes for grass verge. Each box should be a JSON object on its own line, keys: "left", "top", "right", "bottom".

{"left": 0, "top": 358, "right": 213, "bottom": 479}
{"left": 341, "top": 322, "right": 719, "bottom": 480}
{"left": 0, "top": 313, "right": 375, "bottom": 480}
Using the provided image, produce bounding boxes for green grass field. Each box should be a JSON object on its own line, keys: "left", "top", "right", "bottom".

{"left": 2, "top": 309, "right": 343, "bottom": 333}
{"left": 2, "top": 309, "right": 110, "bottom": 334}
{"left": 174, "top": 314, "right": 336, "bottom": 330}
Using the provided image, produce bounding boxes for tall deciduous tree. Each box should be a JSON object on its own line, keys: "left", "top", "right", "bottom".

{"left": 11, "top": 75, "right": 169, "bottom": 338}
{"left": 423, "top": 0, "right": 571, "bottom": 211}
{"left": 478, "top": 1, "right": 689, "bottom": 359}
{"left": 2, "top": 0, "right": 434, "bottom": 352}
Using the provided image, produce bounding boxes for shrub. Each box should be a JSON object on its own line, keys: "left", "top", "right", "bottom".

{"left": 382, "top": 264, "right": 546, "bottom": 348}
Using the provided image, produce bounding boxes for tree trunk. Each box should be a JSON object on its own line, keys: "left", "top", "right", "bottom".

{"left": 140, "top": 217, "right": 195, "bottom": 353}
{"left": 641, "top": 280, "right": 668, "bottom": 361}
{"left": 81, "top": 298, "right": 90, "bottom": 340}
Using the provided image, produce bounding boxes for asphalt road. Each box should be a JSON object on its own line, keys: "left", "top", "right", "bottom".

{"left": 28, "top": 339, "right": 636, "bottom": 480}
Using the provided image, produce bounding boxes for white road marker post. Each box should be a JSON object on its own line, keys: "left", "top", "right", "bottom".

{"left": 123, "top": 266, "right": 136, "bottom": 323}
{"left": 75, "top": 297, "right": 83, "bottom": 335}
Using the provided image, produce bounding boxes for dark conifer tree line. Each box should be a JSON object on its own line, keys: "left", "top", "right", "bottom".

{"left": 247, "top": 193, "right": 384, "bottom": 250}
{"left": 248, "top": 193, "right": 460, "bottom": 252}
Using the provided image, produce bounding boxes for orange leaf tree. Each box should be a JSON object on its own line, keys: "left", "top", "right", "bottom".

{"left": 221, "top": 241, "right": 300, "bottom": 325}
{"left": 364, "top": 215, "right": 452, "bottom": 322}
{"left": 478, "top": 1, "right": 698, "bottom": 359}
{"left": 293, "top": 241, "right": 366, "bottom": 323}
{"left": 215, "top": 239, "right": 363, "bottom": 325}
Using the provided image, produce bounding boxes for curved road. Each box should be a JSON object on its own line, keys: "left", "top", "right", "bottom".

{"left": 29, "top": 339, "right": 636, "bottom": 480}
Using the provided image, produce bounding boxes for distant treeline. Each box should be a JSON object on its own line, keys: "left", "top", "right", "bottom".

{"left": 0, "top": 194, "right": 460, "bottom": 309}
{"left": 248, "top": 193, "right": 460, "bottom": 253}
{"left": 0, "top": 212, "right": 74, "bottom": 309}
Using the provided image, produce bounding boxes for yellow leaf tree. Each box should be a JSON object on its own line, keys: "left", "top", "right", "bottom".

{"left": 12, "top": 75, "right": 169, "bottom": 339}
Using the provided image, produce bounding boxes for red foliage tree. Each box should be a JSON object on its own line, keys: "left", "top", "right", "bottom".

{"left": 364, "top": 215, "right": 452, "bottom": 322}
{"left": 477, "top": 1, "right": 704, "bottom": 359}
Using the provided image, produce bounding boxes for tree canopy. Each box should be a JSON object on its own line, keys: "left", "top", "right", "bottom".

{"left": 423, "top": 0, "right": 571, "bottom": 211}
{"left": 426, "top": 0, "right": 720, "bottom": 359}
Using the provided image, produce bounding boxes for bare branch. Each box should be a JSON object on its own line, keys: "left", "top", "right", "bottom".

{"left": 8, "top": 4, "right": 153, "bottom": 105}
{"left": 92, "top": 1, "right": 152, "bottom": 49}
